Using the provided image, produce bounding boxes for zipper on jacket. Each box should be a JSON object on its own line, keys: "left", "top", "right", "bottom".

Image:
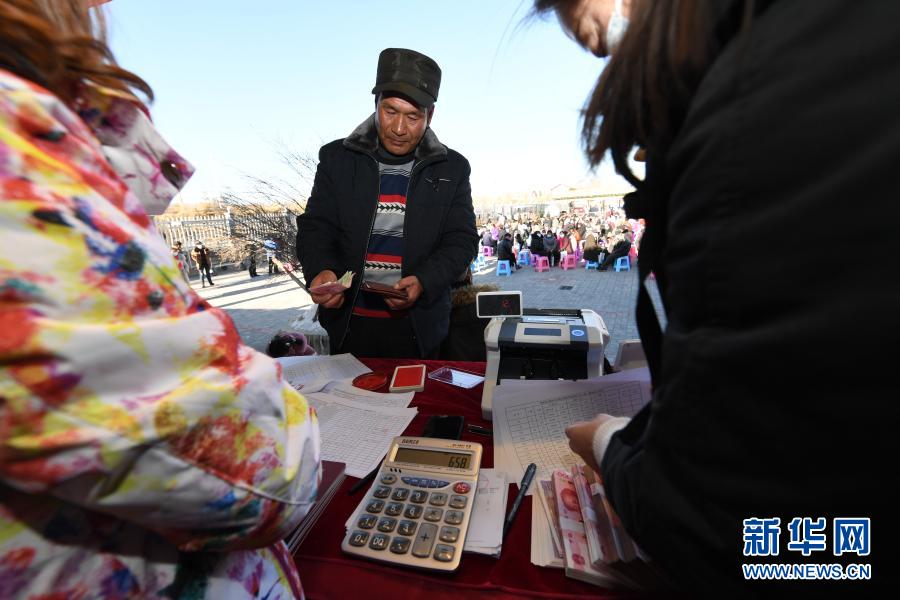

{"left": 337, "top": 155, "right": 381, "bottom": 351}
{"left": 396, "top": 156, "right": 440, "bottom": 356}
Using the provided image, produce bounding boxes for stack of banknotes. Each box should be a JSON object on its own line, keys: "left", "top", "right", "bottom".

{"left": 530, "top": 466, "right": 665, "bottom": 589}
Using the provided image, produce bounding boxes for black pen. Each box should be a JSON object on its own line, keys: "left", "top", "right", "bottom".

{"left": 468, "top": 424, "right": 493, "bottom": 436}
{"left": 503, "top": 462, "right": 537, "bottom": 538}
{"left": 348, "top": 464, "right": 379, "bottom": 495}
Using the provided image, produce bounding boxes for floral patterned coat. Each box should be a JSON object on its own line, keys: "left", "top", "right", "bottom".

{"left": 0, "top": 69, "right": 320, "bottom": 598}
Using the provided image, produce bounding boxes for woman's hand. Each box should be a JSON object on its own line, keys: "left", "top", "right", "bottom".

{"left": 565, "top": 413, "right": 617, "bottom": 474}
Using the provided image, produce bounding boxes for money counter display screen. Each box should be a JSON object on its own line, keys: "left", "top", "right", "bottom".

{"left": 394, "top": 448, "right": 471, "bottom": 470}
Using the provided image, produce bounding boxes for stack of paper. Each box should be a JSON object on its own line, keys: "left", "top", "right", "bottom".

{"left": 491, "top": 368, "right": 652, "bottom": 487}
{"left": 277, "top": 355, "right": 417, "bottom": 479}
{"left": 286, "top": 460, "right": 346, "bottom": 552}
{"left": 305, "top": 393, "right": 416, "bottom": 478}
{"left": 463, "top": 469, "right": 507, "bottom": 557}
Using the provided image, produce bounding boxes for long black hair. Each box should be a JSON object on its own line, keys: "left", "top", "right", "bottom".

{"left": 532, "top": 1, "right": 754, "bottom": 186}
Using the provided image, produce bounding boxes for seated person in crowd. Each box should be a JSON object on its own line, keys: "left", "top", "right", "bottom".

{"left": 481, "top": 227, "right": 494, "bottom": 250}
{"left": 497, "top": 232, "right": 521, "bottom": 270}
{"left": 582, "top": 232, "right": 603, "bottom": 263}
{"left": 599, "top": 234, "right": 632, "bottom": 270}
{"left": 0, "top": 3, "right": 319, "bottom": 597}
{"left": 558, "top": 229, "right": 573, "bottom": 254}
{"left": 529, "top": 229, "right": 545, "bottom": 257}
{"left": 543, "top": 229, "right": 560, "bottom": 266}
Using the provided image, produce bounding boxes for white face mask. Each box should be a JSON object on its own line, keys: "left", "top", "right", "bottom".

{"left": 606, "top": 0, "right": 630, "bottom": 54}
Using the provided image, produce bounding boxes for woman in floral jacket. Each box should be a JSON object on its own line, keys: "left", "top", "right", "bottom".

{"left": 0, "top": 2, "right": 319, "bottom": 598}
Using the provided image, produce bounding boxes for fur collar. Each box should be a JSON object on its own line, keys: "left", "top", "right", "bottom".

{"left": 343, "top": 114, "right": 448, "bottom": 162}
{"left": 450, "top": 283, "right": 499, "bottom": 308}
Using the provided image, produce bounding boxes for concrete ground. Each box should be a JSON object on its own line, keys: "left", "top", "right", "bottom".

{"left": 194, "top": 255, "right": 664, "bottom": 362}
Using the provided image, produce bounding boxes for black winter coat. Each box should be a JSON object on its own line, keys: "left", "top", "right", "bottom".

{"left": 296, "top": 116, "right": 478, "bottom": 356}
{"left": 601, "top": 1, "right": 897, "bottom": 595}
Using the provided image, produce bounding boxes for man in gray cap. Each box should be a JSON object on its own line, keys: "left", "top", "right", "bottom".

{"left": 297, "top": 48, "right": 477, "bottom": 358}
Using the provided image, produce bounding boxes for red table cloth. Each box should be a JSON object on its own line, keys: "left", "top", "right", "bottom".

{"left": 291, "top": 359, "right": 645, "bottom": 599}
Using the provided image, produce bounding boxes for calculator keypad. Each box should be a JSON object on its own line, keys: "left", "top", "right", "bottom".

{"left": 411, "top": 523, "right": 438, "bottom": 558}
{"left": 434, "top": 544, "right": 455, "bottom": 562}
{"left": 349, "top": 531, "right": 369, "bottom": 546}
{"left": 357, "top": 515, "right": 377, "bottom": 529}
{"left": 344, "top": 469, "right": 479, "bottom": 573}
{"left": 445, "top": 510, "right": 464, "bottom": 526}
{"left": 449, "top": 495, "right": 468, "bottom": 509}
{"left": 439, "top": 526, "right": 459, "bottom": 543}
{"left": 377, "top": 517, "right": 397, "bottom": 533}
{"left": 390, "top": 537, "right": 411, "bottom": 554}
{"left": 398, "top": 520, "right": 418, "bottom": 536}
{"left": 369, "top": 533, "right": 389, "bottom": 551}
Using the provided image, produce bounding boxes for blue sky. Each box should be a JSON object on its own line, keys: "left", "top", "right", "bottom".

{"left": 107, "top": 0, "right": 631, "bottom": 203}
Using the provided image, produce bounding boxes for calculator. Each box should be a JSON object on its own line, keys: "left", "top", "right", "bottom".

{"left": 342, "top": 436, "right": 483, "bottom": 571}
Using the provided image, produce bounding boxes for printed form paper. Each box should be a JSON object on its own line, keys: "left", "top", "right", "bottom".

{"left": 278, "top": 354, "right": 370, "bottom": 389}
{"left": 307, "top": 393, "right": 417, "bottom": 478}
{"left": 491, "top": 368, "right": 651, "bottom": 487}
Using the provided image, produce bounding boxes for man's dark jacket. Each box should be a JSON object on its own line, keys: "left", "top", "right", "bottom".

{"left": 296, "top": 116, "right": 477, "bottom": 356}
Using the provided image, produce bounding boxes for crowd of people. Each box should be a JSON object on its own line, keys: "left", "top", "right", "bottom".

{"left": 478, "top": 208, "right": 642, "bottom": 271}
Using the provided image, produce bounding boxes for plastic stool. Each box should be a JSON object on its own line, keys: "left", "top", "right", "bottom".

{"left": 585, "top": 261, "right": 599, "bottom": 270}
{"left": 534, "top": 256, "right": 550, "bottom": 272}
{"left": 481, "top": 246, "right": 494, "bottom": 257}
{"left": 614, "top": 256, "right": 630, "bottom": 272}
{"left": 517, "top": 249, "right": 531, "bottom": 266}
{"left": 561, "top": 253, "right": 577, "bottom": 270}
{"left": 496, "top": 260, "right": 512, "bottom": 276}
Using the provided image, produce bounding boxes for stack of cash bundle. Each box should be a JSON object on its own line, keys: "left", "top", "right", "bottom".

{"left": 532, "top": 465, "right": 657, "bottom": 589}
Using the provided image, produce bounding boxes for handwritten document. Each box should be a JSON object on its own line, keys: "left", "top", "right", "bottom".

{"left": 492, "top": 369, "right": 651, "bottom": 486}
{"left": 307, "top": 393, "right": 416, "bottom": 478}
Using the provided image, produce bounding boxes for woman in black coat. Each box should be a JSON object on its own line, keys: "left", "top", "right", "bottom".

{"left": 538, "top": 0, "right": 896, "bottom": 595}
{"left": 528, "top": 230, "right": 545, "bottom": 258}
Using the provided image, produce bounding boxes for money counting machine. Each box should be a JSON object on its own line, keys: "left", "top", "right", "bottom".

{"left": 481, "top": 307, "right": 609, "bottom": 418}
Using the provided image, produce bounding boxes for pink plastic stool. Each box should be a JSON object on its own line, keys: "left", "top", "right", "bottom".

{"left": 534, "top": 256, "right": 550, "bottom": 272}
{"left": 481, "top": 246, "right": 494, "bottom": 257}
{"left": 561, "top": 253, "right": 577, "bottom": 270}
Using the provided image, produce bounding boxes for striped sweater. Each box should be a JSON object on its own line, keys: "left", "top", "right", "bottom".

{"left": 353, "top": 155, "right": 414, "bottom": 318}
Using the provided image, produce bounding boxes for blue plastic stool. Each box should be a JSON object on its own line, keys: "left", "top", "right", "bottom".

{"left": 496, "top": 260, "right": 512, "bottom": 276}
{"left": 614, "top": 256, "right": 630, "bottom": 272}
{"left": 585, "top": 261, "right": 599, "bottom": 270}
{"left": 517, "top": 249, "right": 531, "bottom": 266}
